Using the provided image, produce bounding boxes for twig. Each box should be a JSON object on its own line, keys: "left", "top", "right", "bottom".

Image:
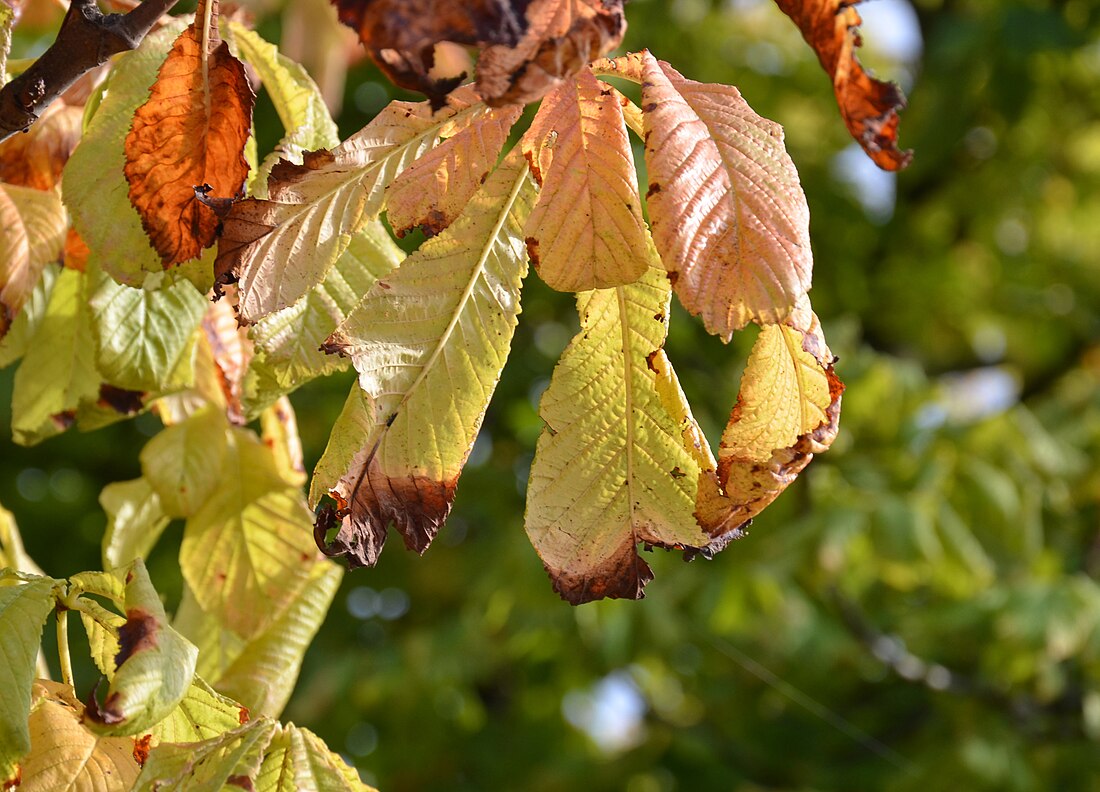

{"left": 0, "top": 0, "right": 181, "bottom": 143}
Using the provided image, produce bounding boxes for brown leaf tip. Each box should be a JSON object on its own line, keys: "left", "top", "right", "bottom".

{"left": 83, "top": 677, "right": 125, "bottom": 726}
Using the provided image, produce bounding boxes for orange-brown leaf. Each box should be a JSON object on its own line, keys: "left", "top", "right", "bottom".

{"left": 773, "top": 0, "right": 911, "bottom": 171}
{"left": 521, "top": 69, "right": 647, "bottom": 291}
{"left": 124, "top": 0, "right": 254, "bottom": 266}
{"left": 0, "top": 101, "right": 83, "bottom": 191}
{"left": 384, "top": 86, "right": 521, "bottom": 238}
{"left": 332, "top": 0, "right": 527, "bottom": 106}
{"left": 0, "top": 183, "right": 66, "bottom": 338}
{"left": 641, "top": 53, "right": 812, "bottom": 340}
{"left": 477, "top": 0, "right": 626, "bottom": 106}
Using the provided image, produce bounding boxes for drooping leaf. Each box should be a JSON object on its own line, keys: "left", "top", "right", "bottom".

{"left": 332, "top": 0, "right": 527, "bottom": 106}
{"left": 180, "top": 426, "right": 317, "bottom": 638}
{"left": 525, "top": 258, "right": 731, "bottom": 603}
{"left": 0, "top": 576, "right": 56, "bottom": 784}
{"left": 0, "top": 101, "right": 82, "bottom": 191}
{"left": 695, "top": 304, "right": 843, "bottom": 535}
{"left": 217, "top": 94, "right": 488, "bottom": 323}
{"left": 522, "top": 68, "right": 647, "bottom": 291}
{"left": 10, "top": 267, "right": 100, "bottom": 446}
{"left": 82, "top": 560, "right": 200, "bottom": 736}
{"left": 385, "top": 87, "right": 522, "bottom": 237}
{"left": 224, "top": 21, "right": 339, "bottom": 170}
{"left": 88, "top": 267, "right": 209, "bottom": 391}
{"left": 100, "top": 478, "right": 171, "bottom": 570}
{"left": 259, "top": 397, "right": 306, "bottom": 488}
{"left": 212, "top": 561, "right": 341, "bottom": 718}
{"left": 18, "top": 680, "right": 142, "bottom": 792}
{"left": 124, "top": 0, "right": 254, "bottom": 265}
{"left": 0, "top": 502, "right": 45, "bottom": 576}
{"left": 315, "top": 151, "right": 534, "bottom": 567}
{"left": 62, "top": 20, "right": 191, "bottom": 286}
{"left": 477, "top": 0, "right": 627, "bottom": 106}
{"left": 140, "top": 405, "right": 230, "bottom": 518}
{"left": 640, "top": 52, "right": 812, "bottom": 340}
{"left": 243, "top": 220, "right": 402, "bottom": 409}
{"left": 203, "top": 294, "right": 254, "bottom": 424}
{"left": 773, "top": 0, "right": 911, "bottom": 171}
{"left": 133, "top": 718, "right": 277, "bottom": 792}
{"left": 256, "top": 724, "right": 375, "bottom": 792}
{"left": 0, "top": 182, "right": 65, "bottom": 338}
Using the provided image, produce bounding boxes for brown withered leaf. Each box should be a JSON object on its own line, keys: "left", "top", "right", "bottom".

{"left": 384, "top": 86, "right": 522, "bottom": 238}
{"left": 124, "top": 0, "right": 254, "bottom": 266}
{"left": 773, "top": 0, "right": 911, "bottom": 171}
{"left": 0, "top": 101, "right": 83, "bottom": 191}
{"left": 522, "top": 69, "right": 647, "bottom": 291}
{"left": 477, "top": 0, "right": 626, "bottom": 106}
{"left": 333, "top": 0, "right": 527, "bottom": 106}
{"left": 202, "top": 291, "right": 253, "bottom": 425}
{"left": 0, "top": 183, "right": 66, "bottom": 338}
{"left": 641, "top": 52, "right": 812, "bottom": 340}
{"left": 695, "top": 302, "right": 843, "bottom": 536}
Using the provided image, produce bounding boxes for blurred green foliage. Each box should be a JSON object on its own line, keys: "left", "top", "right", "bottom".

{"left": 4, "top": 0, "right": 1100, "bottom": 789}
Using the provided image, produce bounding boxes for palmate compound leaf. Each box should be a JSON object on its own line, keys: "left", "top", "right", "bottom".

{"left": 525, "top": 253, "right": 738, "bottom": 603}
{"left": 180, "top": 425, "right": 319, "bottom": 639}
{"left": 18, "top": 680, "right": 142, "bottom": 792}
{"left": 521, "top": 67, "right": 648, "bottom": 291}
{"left": 773, "top": 0, "right": 911, "bottom": 171}
{"left": 62, "top": 20, "right": 199, "bottom": 287}
{"left": 0, "top": 575, "right": 56, "bottom": 785}
{"left": 312, "top": 150, "right": 534, "bottom": 566}
{"left": 124, "top": 0, "right": 254, "bottom": 266}
{"left": 217, "top": 86, "right": 491, "bottom": 323}
{"left": 640, "top": 51, "right": 812, "bottom": 341}
{"left": 0, "top": 182, "right": 66, "bottom": 338}
{"left": 385, "top": 97, "right": 523, "bottom": 238}
{"left": 695, "top": 300, "right": 844, "bottom": 536}
{"left": 82, "top": 560, "right": 200, "bottom": 737}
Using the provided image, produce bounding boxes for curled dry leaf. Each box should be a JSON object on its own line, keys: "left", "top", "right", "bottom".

{"left": 695, "top": 301, "right": 843, "bottom": 536}
{"left": 202, "top": 292, "right": 254, "bottom": 425}
{"left": 124, "top": 0, "right": 254, "bottom": 266}
{"left": 773, "top": 0, "right": 911, "bottom": 171}
{"left": 477, "top": 0, "right": 627, "bottom": 106}
{"left": 0, "top": 183, "right": 66, "bottom": 338}
{"left": 0, "top": 101, "right": 83, "bottom": 191}
{"left": 641, "top": 52, "right": 812, "bottom": 341}
{"left": 522, "top": 68, "right": 648, "bottom": 291}
{"left": 332, "top": 0, "right": 528, "bottom": 106}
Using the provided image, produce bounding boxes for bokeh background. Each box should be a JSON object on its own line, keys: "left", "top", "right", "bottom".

{"left": 4, "top": 0, "right": 1100, "bottom": 789}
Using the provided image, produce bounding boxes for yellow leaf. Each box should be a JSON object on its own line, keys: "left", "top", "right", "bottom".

{"left": 522, "top": 69, "right": 648, "bottom": 291}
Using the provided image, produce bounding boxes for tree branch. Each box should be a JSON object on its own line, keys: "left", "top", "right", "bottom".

{"left": 0, "top": 0, "right": 180, "bottom": 143}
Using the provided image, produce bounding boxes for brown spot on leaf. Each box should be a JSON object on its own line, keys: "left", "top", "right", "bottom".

{"left": 115, "top": 607, "right": 159, "bottom": 667}
{"left": 132, "top": 734, "right": 153, "bottom": 767}
{"left": 525, "top": 236, "right": 541, "bottom": 269}
{"left": 226, "top": 775, "right": 255, "bottom": 791}
{"left": 238, "top": 705, "right": 250, "bottom": 724}
{"left": 97, "top": 385, "right": 145, "bottom": 415}
{"left": 51, "top": 410, "right": 76, "bottom": 430}
{"left": 63, "top": 228, "right": 90, "bottom": 272}
{"left": 645, "top": 350, "right": 659, "bottom": 372}
{"left": 84, "top": 677, "right": 125, "bottom": 726}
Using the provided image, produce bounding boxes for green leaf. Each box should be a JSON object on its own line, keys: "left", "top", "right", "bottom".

{"left": 245, "top": 220, "right": 403, "bottom": 404}
{"left": 525, "top": 259, "right": 721, "bottom": 603}
{"left": 180, "top": 427, "right": 317, "bottom": 638}
{"left": 256, "top": 724, "right": 375, "bottom": 792}
{"left": 173, "top": 583, "right": 246, "bottom": 682}
{"left": 19, "top": 680, "right": 142, "bottom": 792}
{"left": 150, "top": 676, "right": 249, "bottom": 744}
{"left": 0, "top": 264, "right": 57, "bottom": 369}
{"left": 0, "top": 576, "right": 56, "bottom": 783}
{"left": 315, "top": 151, "right": 534, "bottom": 567}
{"left": 224, "top": 22, "right": 339, "bottom": 196}
{"left": 10, "top": 267, "right": 99, "bottom": 446}
{"left": 61, "top": 20, "right": 199, "bottom": 286}
{"left": 214, "top": 561, "right": 342, "bottom": 718}
{"left": 89, "top": 266, "right": 209, "bottom": 391}
{"left": 0, "top": 501, "right": 44, "bottom": 576}
{"left": 134, "top": 718, "right": 277, "bottom": 792}
{"left": 82, "top": 560, "right": 199, "bottom": 736}
{"left": 76, "top": 596, "right": 125, "bottom": 678}
{"left": 140, "top": 406, "right": 230, "bottom": 518}
{"left": 100, "top": 478, "right": 171, "bottom": 570}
